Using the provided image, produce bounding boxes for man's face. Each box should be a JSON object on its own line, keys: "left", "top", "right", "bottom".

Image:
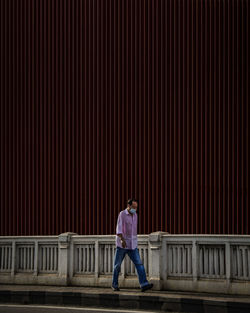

{"left": 129, "top": 201, "right": 138, "bottom": 211}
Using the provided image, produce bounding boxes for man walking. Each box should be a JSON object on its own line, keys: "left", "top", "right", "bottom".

{"left": 112, "top": 198, "right": 154, "bottom": 292}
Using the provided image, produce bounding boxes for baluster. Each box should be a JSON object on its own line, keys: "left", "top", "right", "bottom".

{"left": 174, "top": 246, "right": 178, "bottom": 274}
{"left": 8, "top": 247, "right": 11, "bottom": 270}
{"left": 82, "top": 247, "right": 84, "bottom": 272}
{"left": 111, "top": 246, "right": 114, "bottom": 272}
{"left": 248, "top": 248, "right": 250, "bottom": 278}
{"left": 43, "top": 247, "right": 47, "bottom": 270}
{"left": 106, "top": 246, "right": 109, "bottom": 273}
{"left": 108, "top": 245, "right": 111, "bottom": 273}
{"left": 219, "top": 248, "right": 224, "bottom": 275}
{"left": 3, "top": 247, "right": 7, "bottom": 270}
{"left": 43, "top": 247, "right": 46, "bottom": 271}
{"left": 83, "top": 247, "right": 86, "bottom": 273}
{"left": 22, "top": 247, "right": 26, "bottom": 270}
{"left": 177, "top": 246, "right": 181, "bottom": 274}
{"left": 47, "top": 247, "right": 50, "bottom": 271}
{"left": 34, "top": 242, "right": 38, "bottom": 275}
{"left": 168, "top": 246, "right": 172, "bottom": 274}
{"left": 22, "top": 247, "right": 24, "bottom": 270}
{"left": 209, "top": 248, "right": 213, "bottom": 276}
{"left": 28, "top": 247, "right": 30, "bottom": 270}
{"left": 40, "top": 247, "right": 42, "bottom": 271}
{"left": 53, "top": 246, "right": 55, "bottom": 271}
{"left": 183, "top": 246, "right": 187, "bottom": 274}
{"left": 86, "top": 245, "right": 89, "bottom": 272}
{"left": 50, "top": 247, "right": 52, "bottom": 271}
{"left": 78, "top": 247, "right": 81, "bottom": 272}
{"left": 126, "top": 254, "right": 129, "bottom": 275}
{"left": 232, "top": 247, "right": 237, "bottom": 277}
{"left": 30, "top": 247, "right": 32, "bottom": 270}
{"left": 31, "top": 246, "right": 34, "bottom": 270}
{"left": 20, "top": 248, "right": 23, "bottom": 270}
{"left": 26, "top": 247, "right": 29, "bottom": 270}
{"left": 99, "top": 246, "right": 103, "bottom": 274}
{"left": 243, "top": 247, "right": 247, "bottom": 279}
{"left": 92, "top": 245, "right": 95, "bottom": 272}
{"left": 24, "top": 247, "right": 26, "bottom": 270}
{"left": 5, "top": 247, "right": 8, "bottom": 270}
{"left": 103, "top": 245, "right": 105, "bottom": 273}
{"left": 199, "top": 247, "right": 203, "bottom": 276}
{"left": 9, "top": 246, "right": 12, "bottom": 270}
{"left": 0, "top": 247, "right": 1, "bottom": 269}
{"left": 55, "top": 247, "right": 58, "bottom": 271}
{"left": 187, "top": 246, "right": 191, "bottom": 274}
{"left": 95, "top": 241, "right": 99, "bottom": 278}
{"left": 214, "top": 248, "right": 219, "bottom": 276}
{"left": 11, "top": 241, "right": 15, "bottom": 276}
{"left": 146, "top": 248, "right": 149, "bottom": 274}
{"left": 3, "top": 247, "right": 6, "bottom": 270}
{"left": 46, "top": 247, "right": 50, "bottom": 271}
{"left": 91, "top": 245, "right": 93, "bottom": 273}
{"left": 110, "top": 245, "right": 113, "bottom": 273}
{"left": 237, "top": 247, "right": 241, "bottom": 277}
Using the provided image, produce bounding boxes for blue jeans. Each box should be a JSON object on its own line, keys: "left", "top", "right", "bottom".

{"left": 112, "top": 246, "right": 150, "bottom": 288}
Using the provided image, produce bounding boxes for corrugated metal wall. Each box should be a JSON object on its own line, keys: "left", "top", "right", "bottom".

{"left": 0, "top": 0, "right": 249, "bottom": 236}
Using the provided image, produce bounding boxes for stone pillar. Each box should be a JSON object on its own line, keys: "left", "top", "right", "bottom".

{"left": 149, "top": 231, "right": 168, "bottom": 290}
{"left": 192, "top": 239, "right": 198, "bottom": 290}
{"left": 94, "top": 240, "right": 99, "bottom": 278}
{"left": 11, "top": 241, "right": 16, "bottom": 277}
{"left": 225, "top": 242, "right": 231, "bottom": 292}
{"left": 58, "top": 232, "right": 77, "bottom": 285}
{"left": 33, "top": 241, "right": 38, "bottom": 276}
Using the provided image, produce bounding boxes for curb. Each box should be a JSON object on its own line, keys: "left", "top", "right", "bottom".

{"left": 0, "top": 289, "right": 250, "bottom": 313}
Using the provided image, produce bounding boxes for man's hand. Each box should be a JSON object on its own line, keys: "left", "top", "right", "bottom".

{"left": 121, "top": 239, "right": 126, "bottom": 248}
{"left": 117, "top": 234, "right": 126, "bottom": 248}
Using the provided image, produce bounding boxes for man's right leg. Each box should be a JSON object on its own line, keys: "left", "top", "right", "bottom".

{"left": 112, "top": 247, "right": 126, "bottom": 288}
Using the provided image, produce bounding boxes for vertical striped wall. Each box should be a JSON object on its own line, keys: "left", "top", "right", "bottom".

{"left": 0, "top": 0, "right": 249, "bottom": 236}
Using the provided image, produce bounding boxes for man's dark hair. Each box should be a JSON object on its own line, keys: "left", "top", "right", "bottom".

{"left": 127, "top": 198, "right": 138, "bottom": 206}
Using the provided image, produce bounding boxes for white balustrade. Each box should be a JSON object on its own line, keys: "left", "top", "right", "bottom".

{"left": 74, "top": 244, "right": 95, "bottom": 274}
{"left": 17, "top": 244, "right": 35, "bottom": 272}
{"left": 167, "top": 244, "right": 193, "bottom": 277}
{"left": 39, "top": 245, "right": 58, "bottom": 272}
{"left": 0, "top": 244, "right": 12, "bottom": 272}
{"left": 0, "top": 233, "right": 250, "bottom": 295}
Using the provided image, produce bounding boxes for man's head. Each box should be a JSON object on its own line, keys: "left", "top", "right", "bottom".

{"left": 127, "top": 198, "right": 138, "bottom": 214}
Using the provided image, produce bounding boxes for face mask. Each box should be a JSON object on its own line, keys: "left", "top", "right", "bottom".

{"left": 130, "top": 208, "right": 136, "bottom": 214}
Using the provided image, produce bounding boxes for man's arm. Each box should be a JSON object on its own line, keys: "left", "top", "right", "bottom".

{"left": 116, "top": 213, "right": 126, "bottom": 247}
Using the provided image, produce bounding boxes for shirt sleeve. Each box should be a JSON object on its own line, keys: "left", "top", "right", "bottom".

{"left": 116, "top": 212, "right": 123, "bottom": 235}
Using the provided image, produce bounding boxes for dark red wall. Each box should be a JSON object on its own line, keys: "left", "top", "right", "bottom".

{"left": 0, "top": 0, "right": 249, "bottom": 236}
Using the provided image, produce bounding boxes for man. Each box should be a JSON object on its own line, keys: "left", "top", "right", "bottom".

{"left": 111, "top": 198, "right": 153, "bottom": 292}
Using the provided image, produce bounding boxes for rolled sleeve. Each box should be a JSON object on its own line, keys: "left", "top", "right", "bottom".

{"left": 116, "top": 212, "right": 123, "bottom": 235}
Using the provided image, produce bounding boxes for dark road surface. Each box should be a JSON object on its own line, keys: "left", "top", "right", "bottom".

{"left": 0, "top": 304, "right": 179, "bottom": 313}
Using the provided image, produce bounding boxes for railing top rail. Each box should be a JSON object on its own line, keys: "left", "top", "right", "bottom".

{"left": 1, "top": 234, "right": 250, "bottom": 241}
{"left": 72, "top": 234, "right": 149, "bottom": 238}
{"left": 0, "top": 236, "right": 58, "bottom": 239}
{"left": 162, "top": 234, "right": 250, "bottom": 238}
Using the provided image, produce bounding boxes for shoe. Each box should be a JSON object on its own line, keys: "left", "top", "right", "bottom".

{"left": 111, "top": 285, "right": 120, "bottom": 291}
{"left": 141, "top": 283, "right": 154, "bottom": 292}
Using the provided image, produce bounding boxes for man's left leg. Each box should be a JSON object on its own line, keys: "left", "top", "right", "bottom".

{"left": 127, "top": 248, "right": 150, "bottom": 288}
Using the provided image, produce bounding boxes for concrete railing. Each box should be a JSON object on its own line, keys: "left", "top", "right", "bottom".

{"left": 0, "top": 232, "right": 250, "bottom": 295}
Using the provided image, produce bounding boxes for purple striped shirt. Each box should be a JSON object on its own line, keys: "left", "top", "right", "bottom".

{"left": 115, "top": 208, "right": 138, "bottom": 249}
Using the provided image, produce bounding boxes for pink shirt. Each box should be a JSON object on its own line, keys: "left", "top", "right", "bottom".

{"left": 115, "top": 208, "right": 138, "bottom": 250}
